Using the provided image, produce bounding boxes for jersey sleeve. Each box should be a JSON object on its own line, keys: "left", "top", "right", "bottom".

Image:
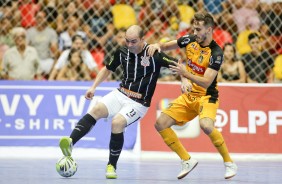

{"left": 177, "top": 34, "right": 196, "bottom": 48}
{"left": 105, "top": 47, "right": 121, "bottom": 72}
{"left": 208, "top": 49, "right": 223, "bottom": 71}
{"left": 155, "top": 52, "right": 178, "bottom": 68}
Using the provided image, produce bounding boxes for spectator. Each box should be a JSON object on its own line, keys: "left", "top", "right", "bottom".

{"left": 0, "top": 0, "right": 21, "bottom": 27}
{"left": 27, "top": 9, "right": 58, "bottom": 78}
{"left": 18, "top": 0, "right": 40, "bottom": 28}
{"left": 242, "top": 32, "right": 274, "bottom": 83}
{"left": 0, "top": 16, "right": 14, "bottom": 64}
{"left": 138, "top": 0, "right": 179, "bottom": 32}
{"left": 82, "top": 0, "right": 114, "bottom": 50}
{"left": 42, "top": 0, "right": 58, "bottom": 29}
{"left": 260, "top": 1, "right": 282, "bottom": 54}
{"left": 58, "top": 13, "right": 87, "bottom": 51}
{"left": 103, "top": 28, "right": 126, "bottom": 80}
{"left": 144, "top": 18, "right": 168, "bottom": 44}
{"left": 56, "top": 48, "right": 92, "bottom": 81}
{"left": 218, "top": 43, "right": 246, "bottom": 83}
{"left": 56, "top": 1, "right": 82, "bottom": 34}
{"left": 49, "top": 34, "right": 98, "bottom": 80}
{"left": 230, "top": 0, "right": 261, "bottom": 32}
{"left": 213, "top": 23, "right": 233, "bottom": 48}
{"left": 1, "top": 27, "right": 42, "bottom": 80}
{"left": 273, "top": 54, "right": 282, "bottom": 83}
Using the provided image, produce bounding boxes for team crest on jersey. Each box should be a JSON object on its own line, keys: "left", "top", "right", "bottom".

{"left": 141, "top": 56, "right": 150, "bottom": 67}
{"left": 198, "top": 55, "right": 203, "bottom": 64}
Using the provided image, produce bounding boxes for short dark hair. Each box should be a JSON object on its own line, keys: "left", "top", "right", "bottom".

{"left": 192, "top": 11, "right": 215, "bottom": 28}
{"left": 248, "top": 32, "right": 260, "bottom": 41}
{"left": 72, "top": 34, "right": 85, "bottom": 43}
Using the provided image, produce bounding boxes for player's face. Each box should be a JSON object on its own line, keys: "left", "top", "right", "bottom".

{"left": 193, "top": 21, "right": 209, "bottom": 45}
{"left": 125, "top": 34, "right": 143, "bottom": 54}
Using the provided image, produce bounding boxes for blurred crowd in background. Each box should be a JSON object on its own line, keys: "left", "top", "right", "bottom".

{"left": 0, "top": 0, "right": 282, "bottom": 83}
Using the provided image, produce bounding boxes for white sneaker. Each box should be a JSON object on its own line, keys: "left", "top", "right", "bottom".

{"left": 177, "top": 158, "right": 198, "bottom": 179}
{"left": 224, "top": 162, "right": 238, "bottom": 179}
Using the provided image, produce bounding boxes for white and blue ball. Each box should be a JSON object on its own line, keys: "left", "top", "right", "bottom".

{"left": 56, "top": 156, "right": 77, "bottom": 177}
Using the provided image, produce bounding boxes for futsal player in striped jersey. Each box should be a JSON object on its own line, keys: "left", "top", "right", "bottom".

{"left": 59, "top": 25, "right": 178, "bottom": 179}
{"left": 147, "top": 11, "right": 238, "bottom": 180}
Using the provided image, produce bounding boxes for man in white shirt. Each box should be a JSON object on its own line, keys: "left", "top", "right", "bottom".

{"left": 2, "top": 27, "right": 42, "bottom": 80}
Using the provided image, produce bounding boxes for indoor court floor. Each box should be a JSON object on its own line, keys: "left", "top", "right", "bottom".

{"left": 0, "top": 157, "right": 281, "bottom": 184}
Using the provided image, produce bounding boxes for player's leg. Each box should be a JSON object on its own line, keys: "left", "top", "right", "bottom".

{"left": 59, "top": 102, "right": 108, "bottom": 156}
{"left": 106, "top": 114, "right": 127, "bottom": 179}
{"left": 199, "top": 97, "right": 237, "bottom": 179}
{"left": 156, "top": 94, "right": 198, "bottom": 179}
{"left": 106, "top": 91, "right": 149, "bottom": 179}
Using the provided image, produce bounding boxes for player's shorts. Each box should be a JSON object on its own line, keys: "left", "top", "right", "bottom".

{"left": 99, "top": 89, "right": 149, "bottom": 126}
{"left": 163, "top": 93, "right": 219, "bottom": 126}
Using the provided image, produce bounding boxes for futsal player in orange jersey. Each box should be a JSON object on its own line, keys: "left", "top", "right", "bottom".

{"left": 147, "top": 11, "right": 237, "bottom": 180}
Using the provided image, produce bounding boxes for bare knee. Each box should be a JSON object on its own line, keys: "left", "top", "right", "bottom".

{"left": 154, "top": 113, "right": 175, "bottom": 132}
{"left": 89, "top": 103, "right": 108, "bottom": 120}
{"left": 111, "top": 115, "right": 127, "bottom": 133}
{"left": 199, "top": 117, "right": 214, "bottom": 135}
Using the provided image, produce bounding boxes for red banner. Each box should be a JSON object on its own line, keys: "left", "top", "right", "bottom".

{"left": 141, "top": 83, "right": 282, "bottom": 153}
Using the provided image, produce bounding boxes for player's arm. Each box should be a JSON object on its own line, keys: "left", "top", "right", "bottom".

{"left": 147, "top": 40, "right": 179, "bottom": 57}
{"left": 170, "top": 62, "right": 218, "bottom": 89}
{"left": 85, "top": 48, "right": 121, "bottom": 100}
{"left": 85, "top": 66, "right": 112, "bottom": 100}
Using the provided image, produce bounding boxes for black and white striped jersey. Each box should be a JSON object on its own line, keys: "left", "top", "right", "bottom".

{"left": 106, "top": 44, "right": 177, "bottom": 107}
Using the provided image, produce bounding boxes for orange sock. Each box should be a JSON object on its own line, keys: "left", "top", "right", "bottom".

{"left": 209, "top": 128, "right": 233, "bottom": 162}
{"left": 159, "top": 128, "right": 190, "bottom": 160}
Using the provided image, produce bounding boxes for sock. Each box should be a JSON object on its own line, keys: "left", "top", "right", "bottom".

{"left": 159, "top": 128, "right": 190, "bottom": 160}
{"left": 70, "top": 113, "right": 96, "bottom": 145}
{"left": 108, "top": 132, "right": 124, "bottom": 169}
{"left": 208, "top": 128, "right": 233, "bottom": 162}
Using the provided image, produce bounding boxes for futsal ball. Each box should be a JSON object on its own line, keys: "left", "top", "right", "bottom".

{"left": 56, "top": 156, "right": 77, "bottom": 177}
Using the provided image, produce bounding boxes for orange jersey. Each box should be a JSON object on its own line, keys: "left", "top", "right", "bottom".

{"left": 177, "top": 35, "right": 223, "bottom": 100}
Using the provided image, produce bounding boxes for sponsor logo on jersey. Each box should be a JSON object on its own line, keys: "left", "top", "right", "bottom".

{"left": 181, "top": 38, "right": 190, "bottom": 45}
{"left": 120, "top": 87, "right": 142, "bottom": 99}
{"left": 187, "top": 59, "right": 205, "bottom": 74}
{"left": 215, "top": 56, "right": 222, "bottom": 64}
{"left": 141, "top": 56, "right": 150, "bottom": 67}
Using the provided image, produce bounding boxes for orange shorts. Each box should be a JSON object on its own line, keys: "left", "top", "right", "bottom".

{"left": 162, "top": 93, "right": 219, "bottom": 126}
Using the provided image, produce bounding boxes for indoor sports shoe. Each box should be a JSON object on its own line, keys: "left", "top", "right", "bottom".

{"left": 106, "top": 164, "right": 117, "bottom": 179}
{"left": 224, "top": 162, "right": 238, "bottom": 179}
{"left": 59, "top": 137, "right": 73, "bottom": 156}
{"left": 177, "top": 158, "right": 198, "bottom": 179}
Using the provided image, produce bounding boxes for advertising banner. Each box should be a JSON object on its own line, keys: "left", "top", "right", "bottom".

{"left": 141, "top": 83, "right": 282, "bottom": 153}
{"left": 0, "top": 81, "right": 138, "bottom": 150}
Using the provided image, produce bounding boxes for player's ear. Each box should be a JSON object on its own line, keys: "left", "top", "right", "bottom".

{"left": 207, "top": 26, "right": 213, "bottom": 34}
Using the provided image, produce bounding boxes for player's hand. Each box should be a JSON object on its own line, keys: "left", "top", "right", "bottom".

{"left": 181, "top": 79, "right": 192, "bottom": 93}
{"left": 147, "top": 43, "right": 161, "bottom": 57}
{"left": 169, "top": 59, "right": 187, "bottom": 76}
{"left": 85, "top": 87, "right": 95, "bottom": 100}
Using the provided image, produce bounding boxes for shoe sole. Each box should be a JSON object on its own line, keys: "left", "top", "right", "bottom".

{"left": 177, "top": 162, "right": 198, "bottom": 180}
{"left": 59, "top": 138, "right": 71, "bottom": 156}
{"left": 225, "top": 174, "right": 236, "bottom": 179}
{"left": 106, "top": 175, "right": 117, "bottom": 179}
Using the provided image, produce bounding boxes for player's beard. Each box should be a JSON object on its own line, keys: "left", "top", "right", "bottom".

{"left": 196, "top": 35, "right": 206, "bottom": 45}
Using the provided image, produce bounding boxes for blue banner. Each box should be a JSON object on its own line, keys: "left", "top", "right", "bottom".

{"left": 0, "top": 81, "right": 138, "bottom": 150}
